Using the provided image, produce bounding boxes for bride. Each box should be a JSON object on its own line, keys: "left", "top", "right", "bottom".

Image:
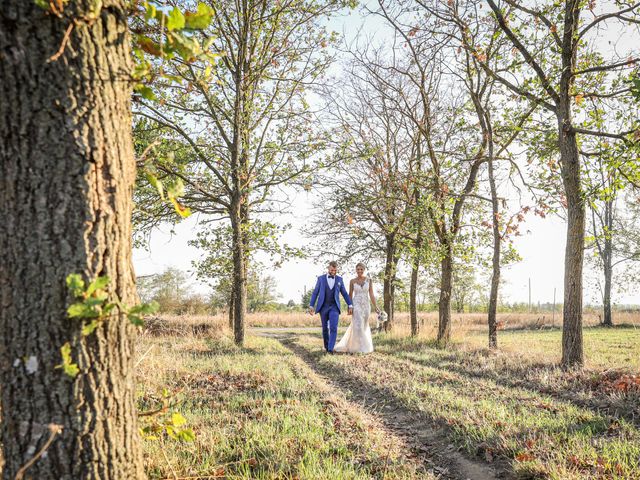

{"left": 335, "top": 263, "right": 378, "bottom": 354}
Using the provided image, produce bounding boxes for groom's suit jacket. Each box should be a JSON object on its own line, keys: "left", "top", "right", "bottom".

{"left": 309, "top": 274, "right": 352, "bottom": 314}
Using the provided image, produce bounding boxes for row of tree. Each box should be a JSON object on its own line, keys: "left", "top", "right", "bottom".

{"left": 307, "top": 0, "right": 640, "bottom": 365}
{"left": 131, "top": 0, "right": 640, "bottom": 366}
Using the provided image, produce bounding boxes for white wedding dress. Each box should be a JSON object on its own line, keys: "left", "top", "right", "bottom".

{"left": 335, "top": 278, "right": 374, "bottom": 353}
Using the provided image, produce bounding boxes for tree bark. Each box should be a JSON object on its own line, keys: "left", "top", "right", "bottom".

{"left": 437, "top": 241, "right": 453, "bottom": 344}
{"left": 230, "top": 198, "right": 248, "bottom": 346}
{"left": 602, "top": 205, "right": 613, "bottom": 326}
{"left": 559, "top": 0, "right": 584, "bottom": 369}
{"left": 228, "top": 283, "right": 235, "bottom": 329}
{"left": 228, "top": 9, "right": 251, "bottom": 346}
{"left": 409, "top": 260, "right": 420, "bottom": 336}
{"left": 559, "top": 132, "right": 585, "bottom": 368}
{"left": 486, "top": 118, "right": 500, "bottom": 350}
{"left": 383, "top": 234, "right": 397, "bottom": 331}
{"left": 602, "top": 262, "right": 613, "bottom": 327}
{"left": 0, "top": 2, "right": 145, "bottom": 478}
{"left": 557, "top": 109, "right": 585, "bottom": 366}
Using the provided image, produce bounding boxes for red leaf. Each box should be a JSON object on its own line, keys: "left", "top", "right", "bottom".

{"left": 516, "top": 452, "right": 535, "bottom": 462}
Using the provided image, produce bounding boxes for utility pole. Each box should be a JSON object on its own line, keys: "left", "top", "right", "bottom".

{"left": 528, "top": 278, "right": 531, "bottom": 313}
{"left": 552, "top": 287, "right": 556, "bottom": 327}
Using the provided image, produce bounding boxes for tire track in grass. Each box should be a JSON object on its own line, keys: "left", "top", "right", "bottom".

{"left": 268, "top": 332, "right": 502, "bottom": 480}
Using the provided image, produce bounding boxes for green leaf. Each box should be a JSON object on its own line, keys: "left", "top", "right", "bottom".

{"left": 184, "top": 3, "right": 214, "bottom": 30}
{"left": 56, "top": 342, "right": 79, "bottom": 378}
{"left": 128, "top": 314, "right": 144, "bottom": 327}
{"left": 143, "top": 1, "right": 157, "bottom": 21}
{"left": 170, "top": 32, "right": 201, "bottom": 61}
{"left": 127, "top": 301, "right": 159, "bottom": 326}
{"left": 67, "top": 303, "right": 95, "bottom": 318}
{"left": 135, "top": 84, "right": 157, "bottom": 101}
{"left": 177, "top": 428, "right": 196, "bottom": 442}
{"left": 84, "top": 294, "right": 108, "bottom": 306}
{"left": 34, "top": 0, "right": 50, "bottom": 9}
{"left": 103, "top": 302, "right": 117, "bottom": 315}
{"left": 66, "top": 274, "right": 85, "bottom": 298}
{"left": 169, "top": 196, "right": 192, "bottom": 218}
{"left": 82, "top": 320, "right": 100, "bottom": 336}
{"left": 166, "top": 180, "right": 191, "bottom": 217}
{"left": 146, "top": 172, "right": 165, "bottom": 199}
{"left": 167, "top": 7, "right": 185, "bottom": 31}
{"left": 129, "top": 301, "right": 160, "bottom": 316}
{"left": 86, "top": 275, "right": 110, "bottom": 296}
{"left": 203, "top": 36, "right": 216, "bottom": 51}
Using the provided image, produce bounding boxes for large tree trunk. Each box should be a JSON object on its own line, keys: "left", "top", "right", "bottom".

{"left": 230, "top": 199, "right": 248, "bottom": 346}
{"left": 437, "top": 242, "right": 453, "bottom": 344}
{"left": 0, "top": 2, "right": 145, "bottom": 478}
{"left": 488, "top": 215, "right": 501, "bottom": 349}
{"left": 487, "top": 123, "right": 500, "bottom": 350}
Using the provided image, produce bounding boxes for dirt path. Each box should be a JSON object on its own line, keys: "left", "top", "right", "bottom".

{"left": 257, "top": 329, "right": 506, "bottom": 480}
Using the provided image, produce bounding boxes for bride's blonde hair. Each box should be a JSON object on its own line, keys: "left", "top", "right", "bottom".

{"left": 355, "top": 262, "right": 366, "bottom": 270}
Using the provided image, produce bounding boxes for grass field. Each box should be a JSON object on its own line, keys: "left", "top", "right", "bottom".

{"left": 154, "top": 310, "right": 640, "bottom": 330}
{"left": 137, "top": 314, "right": 640, "bottom": 479}
{"left": 137, "top": 334, "right": 433, "bottom": 479}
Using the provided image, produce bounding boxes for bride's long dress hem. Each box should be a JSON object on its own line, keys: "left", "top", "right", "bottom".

{"left": 334, "top": 278, "right": 374, "bottom": 354}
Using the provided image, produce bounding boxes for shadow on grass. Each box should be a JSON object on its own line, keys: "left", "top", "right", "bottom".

{"left": 182, "top": 337, "right": 296, "bottom": 358}
{"left": 280, "top": 337, "right": 509, "bottom": 480}
{"left": 285, "top": 337, "right": 640, "bottom": 480}
{"left": 373, "top": 342, "right": 640, "bottom": 428}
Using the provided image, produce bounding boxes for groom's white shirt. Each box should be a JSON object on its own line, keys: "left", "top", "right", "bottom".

{"left": 326, "top": 274, "right": 335, "bottom": 289}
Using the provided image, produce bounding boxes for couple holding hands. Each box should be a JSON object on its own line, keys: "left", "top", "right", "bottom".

{"left": 308, "top": 261, "right": 379, "bottom": 354}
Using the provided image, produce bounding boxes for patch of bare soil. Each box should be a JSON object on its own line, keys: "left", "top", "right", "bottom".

{"left": 278, "top": 334, "right": 506, "bottom": 480}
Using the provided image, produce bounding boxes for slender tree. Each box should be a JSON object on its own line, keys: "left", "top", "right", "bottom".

{"left": 586, "top": 159, "right": 640, "bottom": 326}
{"left": 372, "top": 1, "right": 493, "bottom": 344}
{"left": 475, "top": 0, "right": 640, "bottom": 367}
{"left": 134, "top": 0, "right": 348, "bottom": 345}
{"left": 311, "top": 53, "right": 415, "bottom": 329}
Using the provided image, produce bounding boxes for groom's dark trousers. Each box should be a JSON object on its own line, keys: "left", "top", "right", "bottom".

{"left": 320, "top": 284, "right": 339, "bottom": 352}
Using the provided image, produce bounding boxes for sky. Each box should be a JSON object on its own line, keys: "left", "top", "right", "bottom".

{"left": 133, "top": 1, "right": 640, "bottom": 308}
{"left": 133, "top": 188, "right": 638, "bottom": 306}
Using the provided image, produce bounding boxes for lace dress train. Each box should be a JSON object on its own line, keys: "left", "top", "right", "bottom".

{"left": 334, "top": 279, "right": 374, "bottom": 353}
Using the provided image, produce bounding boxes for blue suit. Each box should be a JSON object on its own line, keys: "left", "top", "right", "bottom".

{"left": 309, "top": 274, "right": 352, "bottom": 352}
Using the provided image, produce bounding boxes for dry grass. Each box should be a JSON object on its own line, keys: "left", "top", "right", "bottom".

{"left": 290, "top": 332, "right": 640, "bottom": 480}
{"left": 135, "top": 329, "right": 432, "bottom": 479}
{"left": 155, "top": 310, "right": 640, "bottom": 334}
{"left": 136, "top": 318, "right": 640, "bottom": 479}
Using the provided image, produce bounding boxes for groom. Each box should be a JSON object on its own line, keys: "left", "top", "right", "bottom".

{"left": 308, "top": 261, "right": 353, "bottom": 354}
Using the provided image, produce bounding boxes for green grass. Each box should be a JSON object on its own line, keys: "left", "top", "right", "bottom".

{"left": 136, "top": 326, "right": 640, "bottom": 479}
{"left": 137, "top": 334, "right": 431, "bottom": 479}
{"left": 456, "top": 325, "right": 640, "bottom": 370}
{"left": 291, "top": 327, "right": 640, "bottom": 480}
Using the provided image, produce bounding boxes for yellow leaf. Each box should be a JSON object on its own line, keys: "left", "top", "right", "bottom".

{"left": 172, "top": 412, "right": 187, "bottom": 427}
